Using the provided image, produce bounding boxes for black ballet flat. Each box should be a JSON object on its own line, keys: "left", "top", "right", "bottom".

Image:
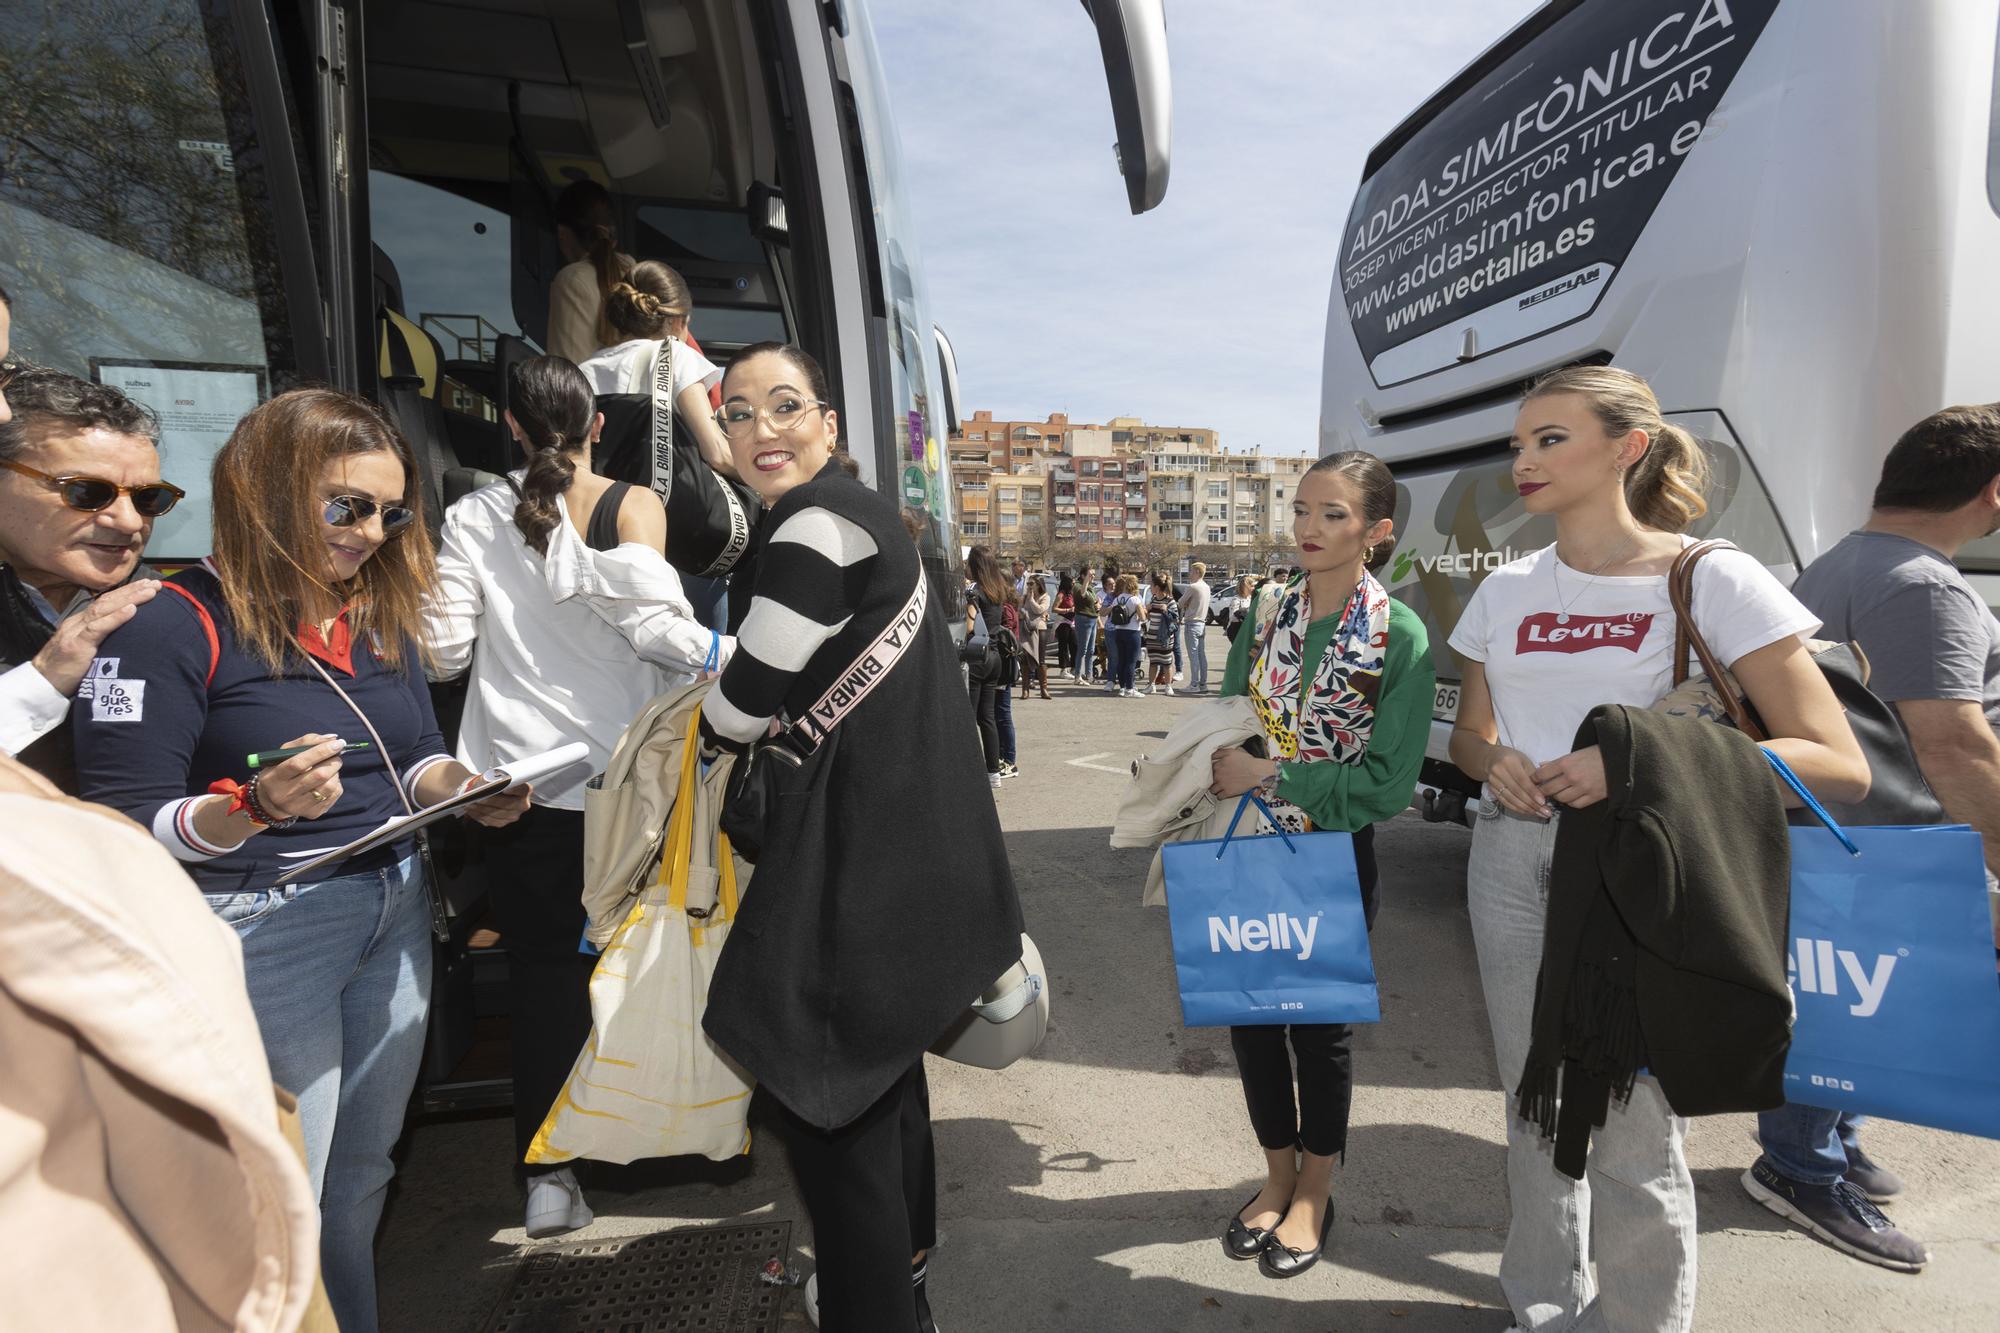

{"left": 1223, "top": 1193, "right": 1278, "bottom": 1260}
{"left": 1258, "top": 1201, "right": 1333, "bottom": 1279}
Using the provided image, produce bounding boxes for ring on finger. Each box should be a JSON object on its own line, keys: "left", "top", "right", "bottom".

{"left": 311, "top": 787, "right": 328, "bottom": 804}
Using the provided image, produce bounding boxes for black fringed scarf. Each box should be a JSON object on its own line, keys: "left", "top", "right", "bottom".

{"left": 1517, "top": 705, "right": 1794, "bottom": 1179}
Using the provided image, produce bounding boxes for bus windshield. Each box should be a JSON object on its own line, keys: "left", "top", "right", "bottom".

{"left": 0, "top": 0, "right": 296, "bottom": 559}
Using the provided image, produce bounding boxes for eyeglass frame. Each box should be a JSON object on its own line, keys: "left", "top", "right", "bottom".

{"left": 711, "top": 397, "right": 832, "bottom": 439}
{"left": 0, "top": 457, "right": 186, "bottom": 516}
{"left": 321, "top": 493, "right": 418, "bottom": 536}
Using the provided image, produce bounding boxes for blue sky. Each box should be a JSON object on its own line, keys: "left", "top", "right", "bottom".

{"left": 867, "top": 0, "right": 1540, "bottom": 456}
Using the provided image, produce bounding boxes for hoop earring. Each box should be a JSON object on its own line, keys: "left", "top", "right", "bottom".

{"left": 1363, "top": 545, "right": 1376, "bottom": 565}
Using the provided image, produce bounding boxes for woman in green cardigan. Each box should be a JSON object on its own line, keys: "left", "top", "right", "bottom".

{"left": 1207, "top": 450, "right": 1435, "bottom": 1279}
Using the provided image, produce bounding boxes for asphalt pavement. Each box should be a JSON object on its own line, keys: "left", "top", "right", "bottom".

{"left": 376, "top": 641, "right": 2000, "bottom": 1332}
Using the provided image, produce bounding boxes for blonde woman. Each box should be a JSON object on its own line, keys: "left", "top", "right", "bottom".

{"left": 1447, "top": 366, "right": 1867, "bottom": 1332}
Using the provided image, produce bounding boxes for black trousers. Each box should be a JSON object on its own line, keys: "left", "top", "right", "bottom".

{"left": 965, "top": 659, "right": 1000, "bottom": 773}
{"left": 768, "top": 1062, "right": 937, "bottom": 1333}
{"left": 1231, "top": 822, "right": 1379, "bottom": 1159}
{"left": 480, "top": 805, "right": 597, "bottom": 1175}
{"left": 1055, "top": 620, "right": 1076, "bottom": 669}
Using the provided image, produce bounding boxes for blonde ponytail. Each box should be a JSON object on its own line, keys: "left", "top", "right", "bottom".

{"left": 1525, "top": 365, "right": 1709, "bottom": 533}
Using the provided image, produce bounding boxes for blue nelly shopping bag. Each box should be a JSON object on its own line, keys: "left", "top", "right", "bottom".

{"left": 1161, "top": 793, "right": 1379, "bottom": 1027}
{"left": 1766, "top": 753, "right": 2000, "bottom": 1139}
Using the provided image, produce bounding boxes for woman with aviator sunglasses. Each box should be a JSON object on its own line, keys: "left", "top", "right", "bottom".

{"left": 73, "top": 388, "right": 529, "bottom": 1333}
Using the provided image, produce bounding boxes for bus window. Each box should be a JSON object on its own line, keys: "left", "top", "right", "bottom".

{"left": 1990, "top": 10, "right": 2000, "bottom": 219}
{"left": 369, "top": 170, "right": 518, "bottom": 416}
{"left": 632, "top": 204, "right": 788, "bottom": 351}
{"left": 837, "top": 0, "right": 958, "bottom": 573}
{"left": 0, "top": 0, "right": 299, "bottom": 560}
{"left": 1387, "top": 413, "right": 1793, "bottom": 721}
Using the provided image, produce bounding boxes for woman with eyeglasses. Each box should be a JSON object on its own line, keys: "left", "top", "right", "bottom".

{"left": 72, "top": 388, "right": 529, "bottom": 1333}
{"left": 697, "top": 343, "right": 1023, "bottom": 1333}
{"left": 424, "top": 356, "right": 731, "bottom": 1238}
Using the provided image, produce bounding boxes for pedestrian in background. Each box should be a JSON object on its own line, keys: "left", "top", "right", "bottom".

{"left": 964, "top": 545, "right": 1010, "bottom": 788}
{"left": 1106, "top": 573, "right": 1144, "bottom": 697}
{"left": 1180, "top": 561, "right": 1213, "bottom": 693}
{"left": 1446, "top": 366, "right": 1866, "bottom": 1332}
{"left": 1741, "top": 402, "right": 2000, "bottom": 1272}
{"left": 1074, "top": 568, "right": 1101, "bottom": 684}
{"left": 1053, "top": 572, "right": 1078, "bottom": 676}
{"left": 1022, "top": 572, "right": 1052, "bottom": 700}
{"left": 1210, "top": 451, "right": 1434, "bottom": 1278}
{"left": 1146, "top": 571, "right": 1179, "bottom": 695}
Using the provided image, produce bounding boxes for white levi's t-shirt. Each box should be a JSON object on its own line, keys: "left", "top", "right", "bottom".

{"left": 1447, "top": 540, "right": 1820, "bottom": 771}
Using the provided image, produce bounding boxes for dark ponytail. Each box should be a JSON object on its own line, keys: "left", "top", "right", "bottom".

{"left": 1305, "top": 449, "right": 1399, "bottom": 571}
{"left": 508, "top": 356, "right": 596, "bottom": 555}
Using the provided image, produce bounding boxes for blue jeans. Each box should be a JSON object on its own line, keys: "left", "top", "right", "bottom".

{"left": 1075, "top": 617, "right": 1099, "bottom": 681}
{"left": 1109, "top": 627, "right": 1143, "bottom": 690}
{"left": 1182, "top": 621, "right": 1209, "bottom": 691}
{"left": 1757, "top": 1104, "right": 1867, "bottom": 1186}
{"left": 995, "top": 682, "right": 1016, "bottom": 765}
{"left": 207, "top": 854, "right": 432, "bottom": 1333}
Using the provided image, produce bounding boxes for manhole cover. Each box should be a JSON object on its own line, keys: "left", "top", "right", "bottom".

{"left": 482, "top": 1221, "right": 793, "bottom": 1332}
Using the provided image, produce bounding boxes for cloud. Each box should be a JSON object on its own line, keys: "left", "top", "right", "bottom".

{"left": 866, "top": 0, "right": 1540, "bottom": 454}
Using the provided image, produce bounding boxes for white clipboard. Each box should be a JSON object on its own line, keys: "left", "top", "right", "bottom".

{"left": 273, "top": 742, "right": 592, "bottom": 883}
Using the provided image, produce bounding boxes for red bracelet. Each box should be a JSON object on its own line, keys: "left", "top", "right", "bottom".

{"left": 208, "top": 777, "right": 254, "bottom": 817}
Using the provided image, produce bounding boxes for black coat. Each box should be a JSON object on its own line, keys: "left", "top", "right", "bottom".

{"left": 1523, "top": 705, "right": 1792, "bottom": 1177}
{"left": 702, "top": 468, "right": 1024, "bottom": 1130}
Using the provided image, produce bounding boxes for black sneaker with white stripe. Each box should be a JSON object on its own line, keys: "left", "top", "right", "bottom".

{"left": 1741, "top": 1157, "right": 1929, "bottom": 1272}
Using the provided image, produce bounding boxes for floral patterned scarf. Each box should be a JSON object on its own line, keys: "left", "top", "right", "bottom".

{"left": 1248, "top": 571, "right": 1391, "bottom": 768}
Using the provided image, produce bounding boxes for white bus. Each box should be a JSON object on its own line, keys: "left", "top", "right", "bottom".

{"left": 1, "top": 0, "right": 1171, "bottom": 1103}
{"left": 1319, "top": 0, "right": 2000, "bottom": 819}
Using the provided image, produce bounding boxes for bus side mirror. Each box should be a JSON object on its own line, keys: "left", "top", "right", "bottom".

{"left": 934, "top": 325, "right": 962, "bottom": 436}
{"left": 1082, "top": 0, "right": 1172, "bottom": 215}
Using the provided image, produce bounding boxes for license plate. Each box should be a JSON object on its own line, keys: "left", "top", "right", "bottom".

{"left": 1434, "top": 681, "right": 1460, "bottom": 722}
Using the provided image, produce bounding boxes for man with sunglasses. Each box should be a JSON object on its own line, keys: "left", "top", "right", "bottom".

{"left": 0, "top": 366, "right": 177, "bottom": 788}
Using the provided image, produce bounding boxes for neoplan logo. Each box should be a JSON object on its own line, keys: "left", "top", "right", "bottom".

{"left": 1209, "top": 913, "right": 1319, "bottom": 962}
{"left": 1789, "top": 937, "right": 1898, "bottom": 1018}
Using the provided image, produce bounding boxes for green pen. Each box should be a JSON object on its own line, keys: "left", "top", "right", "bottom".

{"left": 246, "top": 739, "right": 372, "bottom": 769}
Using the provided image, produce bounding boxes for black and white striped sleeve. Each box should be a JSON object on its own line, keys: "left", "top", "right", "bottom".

{"left": 702, "top": 505, "right": 879, "bottom": 746}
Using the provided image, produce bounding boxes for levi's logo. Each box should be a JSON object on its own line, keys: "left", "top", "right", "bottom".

{"left": 1515, "top": 612, "right": 1656, "bottom": 655}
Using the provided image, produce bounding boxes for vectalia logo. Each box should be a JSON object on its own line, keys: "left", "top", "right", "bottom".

{"left": 1209, "top": 913, "right": 1319, "bottom": 961}
{"left": 1789, "top": 936, "right": 1899, "bottom": 1018}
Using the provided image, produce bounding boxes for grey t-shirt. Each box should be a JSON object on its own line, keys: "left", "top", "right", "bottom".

{"left": 1792, "top": 530, "right": 2000, "bottom": 731}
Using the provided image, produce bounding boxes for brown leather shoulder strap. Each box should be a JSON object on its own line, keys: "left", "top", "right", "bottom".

{"left": 1667, "top": 538, "right": 1766, "bottom": 739}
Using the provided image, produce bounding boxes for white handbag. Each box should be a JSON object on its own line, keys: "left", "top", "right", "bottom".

{"left": 930, "top": 933, "right": 1050, "bottom": 1070}
{"left": 528, "top": 701, "right": 753, "bottom": 1165}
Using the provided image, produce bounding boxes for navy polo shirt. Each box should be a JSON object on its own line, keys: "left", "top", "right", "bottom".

{"left": 70, "top": 568, "right": 451, "bottom": 892}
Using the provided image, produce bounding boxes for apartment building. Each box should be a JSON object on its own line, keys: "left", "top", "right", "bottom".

{"left": 1148, "top": 440, "right": 1309, "bottom": 548}
{"left": 948, "top": 408, "right": 1306, "bottom": 556}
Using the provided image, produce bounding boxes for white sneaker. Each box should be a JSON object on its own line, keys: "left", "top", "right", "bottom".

{"left": 1164, "top": 686, "right": 1176, "bottom": 696}
{"left": 1174, "top": 671, "right": 1186, "bottom": 683}
{"left": 988, "top": 772, "right": 1003, "bottom": 790}
{"left": 524, "top": 1167, "right": 592, "bottom": 1238}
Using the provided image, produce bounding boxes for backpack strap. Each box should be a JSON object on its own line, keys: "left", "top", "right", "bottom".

{"left": 160, "top": 581, "right": 220, "bottom": 689}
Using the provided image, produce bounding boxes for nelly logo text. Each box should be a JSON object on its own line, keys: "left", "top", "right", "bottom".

{"left": 1515, "top": 612, "right": 1655, "bottom": 655}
